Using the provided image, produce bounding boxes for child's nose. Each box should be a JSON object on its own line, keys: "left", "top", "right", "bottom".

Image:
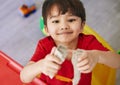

{"left": 60, "top": 22, "right": 69, "bottom": 30}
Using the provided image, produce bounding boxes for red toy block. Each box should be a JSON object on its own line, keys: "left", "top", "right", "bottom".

{"left": 0, "top": 51, "right": 46, "bottom": 85}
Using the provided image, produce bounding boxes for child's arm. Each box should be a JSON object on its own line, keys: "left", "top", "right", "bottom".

{"left": 77, "top": 50, "right": 120, "bottom": 73}
{"left": 96, "top": 50, "right": 120, "bottom": 68}
{"left": 20, "top": 61, "right": 42, "bottom": 83}
{"left": 20, "top": 47, "right": 62, "bottom": 83}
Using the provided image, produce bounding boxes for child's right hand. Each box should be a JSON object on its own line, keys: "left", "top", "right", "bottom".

{"left": 39, "top": 47, "right": 62, "bottom": 78}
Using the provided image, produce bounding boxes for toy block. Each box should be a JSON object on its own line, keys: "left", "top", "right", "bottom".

{"left": 19, "top": 3, "right": 36, "bottom": 17}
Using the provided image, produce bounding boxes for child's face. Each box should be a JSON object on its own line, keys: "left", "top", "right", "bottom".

{"left": 45, "top": 5, "right": 85, "bottom": 44}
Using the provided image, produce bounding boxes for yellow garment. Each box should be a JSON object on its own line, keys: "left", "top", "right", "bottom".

{"left": 83, "top": 25, "right": 116, "bottom": 85}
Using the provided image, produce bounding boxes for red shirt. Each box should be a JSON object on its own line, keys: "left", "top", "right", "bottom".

{"left": 31, "top": 34, "right": 108, "bottom": 85}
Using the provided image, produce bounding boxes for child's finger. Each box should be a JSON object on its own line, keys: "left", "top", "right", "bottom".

{"left": 48, "top": 61, "right": 61, "bottom": 70}
{"left": 50, "top": 47, "right": 57, "bottom": 55}
{"left": 78, "top": 64, "right": 90, "bottom": 72}
{"left": 46, "top": 54, "right": 62, "bottom": 65}
{"left": 77, "top": 58, "right": 89, "bottom": 67}
{"left": 43, "top": 64, "right": 59, "bottom": 79}
{"left": 78, "top": 51, "right": 87, "bottom": 62}
{"left": 52, "top": 55, "right": 62, "bottom": 64}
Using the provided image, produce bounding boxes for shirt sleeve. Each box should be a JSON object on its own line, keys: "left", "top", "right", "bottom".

{"left": 30, "top": 40, "right": 47, "bottom": 62}
{"left": 30, "top": 36, "right": 55, "bottom": 62}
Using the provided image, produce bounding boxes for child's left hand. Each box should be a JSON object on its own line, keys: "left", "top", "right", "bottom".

{"left": 76, "top": 50, "right": 99, "bottom": 73}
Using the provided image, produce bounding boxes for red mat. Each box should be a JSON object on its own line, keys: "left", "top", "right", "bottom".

{"left": 0, "top": 51, "right": 46, "bottom": 85}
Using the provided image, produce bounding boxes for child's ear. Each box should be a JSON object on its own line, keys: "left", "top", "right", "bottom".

{"left": 81, "top": 21, "right": 85, "bottom": 32}
{"left": 44, "top": 25, "right": 50, "bottom": 36}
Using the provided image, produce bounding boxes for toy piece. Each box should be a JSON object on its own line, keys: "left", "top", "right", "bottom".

{"left": 72, "top": 49, "right": 83, "bottom": 85}
{"left": 54, "top": 45, "right": 68, "bottom": 62}
{"left": 39, "top": 17, "right": 47, "bottom": 35}
{"left": 49, "top": 45, "right": 68, "bottom": 78}
{"left": 54, "top": 45, "right": 83, "bottom": 84}
{"left": 19, "top": 4, "right": 30, "bottom": 17}
{"left": 19, "top": 0, "right": 36, "bottom": 17}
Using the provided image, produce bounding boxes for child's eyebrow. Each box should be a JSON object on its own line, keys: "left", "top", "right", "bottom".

{"left": 49, "top": 15, "right": 59, "bottom": 19}
{"left": 48, "top": 13, "right": 75, "bottom": 20}
{"left": 49, "top": 14, "right": 59, "bottom": 19}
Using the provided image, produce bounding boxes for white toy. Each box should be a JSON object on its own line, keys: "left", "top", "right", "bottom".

{"left": 54, "top": 45, "right": 68, "bottom": 62}
{"left": 50, "top": 45, "right": 68, "bottom": 78}
{"left": 51, "top": 45, "right": 83, "bottom": 84}
{"left": 72, "top": 49, "right": 83, "bottom": 85}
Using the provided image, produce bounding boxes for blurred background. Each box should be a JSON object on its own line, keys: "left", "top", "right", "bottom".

{"left": 0, "top": 0, "right": 120, "bottom": 84}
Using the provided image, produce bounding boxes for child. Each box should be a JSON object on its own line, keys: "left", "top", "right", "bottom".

{"left": 20, "top": 0, "right": 120, "bottom": 85}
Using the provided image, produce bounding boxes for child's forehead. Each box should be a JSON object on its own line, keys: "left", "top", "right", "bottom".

{"left": 47, "top": 5, "right": 72, "bottom": 18}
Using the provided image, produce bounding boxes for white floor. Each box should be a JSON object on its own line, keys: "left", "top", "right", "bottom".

{"left": 0, "top": 0, "right": 120, "bottom": 85}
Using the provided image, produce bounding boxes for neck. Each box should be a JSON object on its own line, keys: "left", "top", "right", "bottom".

{"left": 55, "top": 38, "right": 78, "bottom": 50}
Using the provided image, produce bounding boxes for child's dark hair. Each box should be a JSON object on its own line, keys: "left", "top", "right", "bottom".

{"left": 42, "top": 0, "right": 86, "bottom": 25}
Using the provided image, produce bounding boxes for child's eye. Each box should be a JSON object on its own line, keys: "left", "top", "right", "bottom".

{"left": 68, "top": 19, "right": 76, "bottom": 22}
{"left": 52, "top": 20, "right": 59, "bottom": 23}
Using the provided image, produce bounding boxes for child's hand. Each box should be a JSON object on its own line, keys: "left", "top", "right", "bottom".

{"left": 77, "top": 50, "right": 99, "bottom": 73}
{"left": 40, "top": 47, "right": 62, "bottom": 78}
